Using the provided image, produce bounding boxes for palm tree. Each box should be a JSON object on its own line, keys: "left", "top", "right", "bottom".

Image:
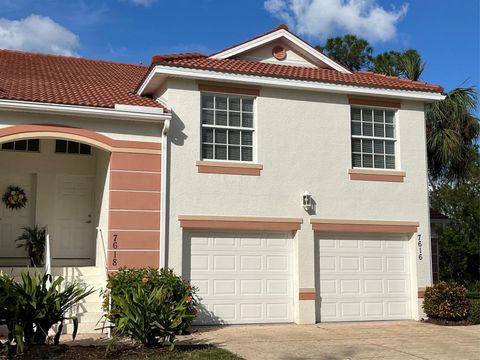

{"left": 316, "top": 35, "right": 373, "bottom": 71}
{"left": 399, "top": 49, "right": 426, "bottom": 81}
{"left": 426, "top": 87, "right": 479, "bottom": 188}
{"left": 370, "top": 51, "right": 402, "bottom": 76}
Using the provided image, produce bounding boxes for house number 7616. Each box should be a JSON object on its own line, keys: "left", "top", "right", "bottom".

{"left": 417, "top": 234, "right": 423, "bottom": 260}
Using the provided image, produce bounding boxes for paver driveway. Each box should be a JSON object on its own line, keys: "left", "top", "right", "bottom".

{"left": 185, "top": 321, "right": 480, "bottom": 360}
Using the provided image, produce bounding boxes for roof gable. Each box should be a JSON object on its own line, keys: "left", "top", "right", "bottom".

{"left": 209, "top": 24, "right": 352, "bottom": 74}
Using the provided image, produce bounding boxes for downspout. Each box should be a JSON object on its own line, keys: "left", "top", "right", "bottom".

{"left": 160, "top": 118, "right": 170, "bottom": 269}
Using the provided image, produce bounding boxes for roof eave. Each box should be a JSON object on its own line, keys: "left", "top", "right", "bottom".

{"left": 138, "top": 65, "right": 445, "bottom": 102}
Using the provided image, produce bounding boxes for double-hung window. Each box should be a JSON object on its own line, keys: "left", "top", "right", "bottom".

{"left": 351, "top": 107, "right": 396, "bottom": 169}
{"left": 201, "top": 93, "right": 254, "bottom": 162}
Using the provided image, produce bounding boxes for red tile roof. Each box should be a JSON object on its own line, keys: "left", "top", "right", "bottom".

{"left": 152, "top": 55, "right": 443, "bottom": 93}
{"left": 0, "top": 49, "right": 164, "bottom": 109}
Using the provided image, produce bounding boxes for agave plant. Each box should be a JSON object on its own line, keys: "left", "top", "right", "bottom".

{"left": 16, "top": 225, "right": 46, "bottom": 267}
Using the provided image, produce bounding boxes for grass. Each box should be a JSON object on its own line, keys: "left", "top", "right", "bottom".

{"left": 123, "top": 347, "right": 244, "bottom": 359}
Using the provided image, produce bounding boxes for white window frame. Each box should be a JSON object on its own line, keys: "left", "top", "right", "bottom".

{"left": 200, "top": 92, "right": 256, "bottom": 163}
{"left": 54, "top": 139, "right": 92, "bottom": 156}
{"left": 351, "top": 106, "right": 398, "bottom": 170}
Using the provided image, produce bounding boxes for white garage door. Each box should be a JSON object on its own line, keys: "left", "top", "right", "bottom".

{"left": 316, "top": 234, "right": 412, "bottom": 322}
{"left": 187, "top": 231, "right": 294, "bottom": 324}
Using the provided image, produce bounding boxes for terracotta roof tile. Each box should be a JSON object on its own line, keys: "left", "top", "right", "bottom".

{"left": 152, "top": 56, "right": 443, "bottom": 93}
{"left": 0, "top": 49, "right": 164, "bottom": 109}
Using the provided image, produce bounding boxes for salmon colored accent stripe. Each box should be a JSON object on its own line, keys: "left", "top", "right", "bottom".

{"left": 418, "top": 288, "right": 426, "bottom": 298}
{"left": 197, "top": 165, "right": 261, "bottom": 176}
{"left": 198, "top": 82, "right": 260, "bottom": 96}
{"left": 109, "top": 211, "right": 160, "bottom": 230}
{"left": 299, "top": 292, "right": 316, "bottom": 300}
{"left": 110, "top": 191, "right": 160, "bottom": 210}
{"left": 110, "top": 171, "right": 161, "bottom": 191}
{"left": 180, "top": 219, "right": 301, "bottom": 231}
{"left": 108, "top": 231, "right": 160, "bottom": 250}
{"left": 350, "top": 173, "right": 404, "bottom": 182}
{"left": 348, "top": 97, "right": 401, "bottom": 109}
{"left": 107, "top": 250, "right": 159, "bottom": 270}
{"left": 311, "top": 223, "right": 418, "bottom": 233}
{"left": 0, "top": 124, "right": 160, "bottom": 151}
{"left": 110, "top": 153, "right": 161, "bottom": 172}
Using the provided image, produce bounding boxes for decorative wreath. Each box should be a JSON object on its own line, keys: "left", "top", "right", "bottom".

{"left": 2, "top": 186, "right": 28, "bottom": 210}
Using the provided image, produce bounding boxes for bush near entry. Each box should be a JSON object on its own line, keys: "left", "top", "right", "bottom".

{"left": 423, "top": 281, "right": 469, "bottom": 321}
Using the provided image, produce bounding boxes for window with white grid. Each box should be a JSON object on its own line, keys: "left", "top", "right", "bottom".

{"left": 351, "top": 107, "right": 396, "bottom": 169}
{"left": 201, "top": 93, "right": 254, "bottom": 162}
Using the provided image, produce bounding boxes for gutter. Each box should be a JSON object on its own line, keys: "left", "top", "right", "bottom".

{"left": 0, "top": 99, "right": 171, "bottom": 123}
{"left": 159, "top": 118, "right": 170, "bottom": 268}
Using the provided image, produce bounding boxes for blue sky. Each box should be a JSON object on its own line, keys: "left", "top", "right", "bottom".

{"left": 0, "top": 0, "right": 478, "bottom": 95}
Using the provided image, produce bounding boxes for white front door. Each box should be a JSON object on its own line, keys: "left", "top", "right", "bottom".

{"left": 0, "top": 173, "right": 35, "bottom": 264}
{"left": 53, "top": 175, "right": 95, "bottom": 265}
{"left": 187, "top": 231, "right": 294, "bottom": 325}
{"left": 316, "top": 233, "right": 412, "bottom": 322}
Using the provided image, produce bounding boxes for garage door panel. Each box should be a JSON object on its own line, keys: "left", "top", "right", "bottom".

{"left": 317, "top": 234, "right": 411, "bottom": 322}
{"left": 188, "top": 231, "right": 294, "bottom": 324}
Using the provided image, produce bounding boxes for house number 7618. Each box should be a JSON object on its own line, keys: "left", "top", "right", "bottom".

{"left": 417, "top": 234, "right": 423, "bottom": 260}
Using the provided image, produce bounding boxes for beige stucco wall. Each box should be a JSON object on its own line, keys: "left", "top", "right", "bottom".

{"left": 162, "top": 77, "right": 432, "bottom": 322}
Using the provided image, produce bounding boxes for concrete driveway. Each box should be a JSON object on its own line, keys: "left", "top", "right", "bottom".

{"left": 185, "top": 321, "right": 480, "bottom": 360}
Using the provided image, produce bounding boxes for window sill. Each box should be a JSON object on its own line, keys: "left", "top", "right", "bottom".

{"left": 196, "top": 160, "right": 263, "bottom": 176}
{"left": 349, "top": 168, "right": 406, "bottom": 182}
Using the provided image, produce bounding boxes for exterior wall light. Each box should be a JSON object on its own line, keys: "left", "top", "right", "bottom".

{"left": 302, "top": 191, "right": 313, "bottom": 211}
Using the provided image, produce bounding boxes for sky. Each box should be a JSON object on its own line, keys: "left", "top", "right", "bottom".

{"left": 0, "top": 0, "right": 479, "bottom": 96}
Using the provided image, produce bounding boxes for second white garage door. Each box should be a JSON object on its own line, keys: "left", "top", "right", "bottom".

{"left": 316, "top": 234, "right": 412, "bottom": 322}
{"left": 187, "top": 231, "right": 294, "bottom": 324}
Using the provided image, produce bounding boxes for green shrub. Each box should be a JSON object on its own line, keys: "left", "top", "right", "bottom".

{"left": 423, "top": 281, "right": 469, "bottom": 320}
{"left": 0, "top": 271, "right": 94, "bottom": 355}
{"left": 468, "top": 299, "right": 480, "bottom": 324}
{"left": 104, "top": 268, "right": 197, "bottom": 350}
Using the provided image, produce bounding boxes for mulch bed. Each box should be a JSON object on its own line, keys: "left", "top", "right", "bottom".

{"left": 424, "top": 318, "right": 472, "bottom": 326}
{"left": 0, "top": 344, "right": 214, "bottom": 359}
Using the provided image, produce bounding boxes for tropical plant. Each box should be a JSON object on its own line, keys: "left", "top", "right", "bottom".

{"left": 104, "top": 267, "right": 197, "bottom": 352}
{"left": 0, "top": 271, "right": 94, "bottom": 355}
{"left": 398, "top": 49, "right": 426, "bottom": 81}
{"left": 15, "top": 225, "right": 46, "bottom": 267}
{"left": 316, "top": 34, "right": 373, "bottom": 71}
{"left": 370, "top": 50, "right": 403, "bottom": 76}
{"left": 423, "top": 281, "right": 470, "bottom": 320}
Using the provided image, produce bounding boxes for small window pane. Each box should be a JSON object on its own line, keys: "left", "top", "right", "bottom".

{"left": 385, "top": 111, "right": 394, "bottom": 124}
{"left": 79, "top": 144, "right": 91, "bottom": 155}
{"left": 215, "top": 129, "right": 227, "bottom": 144}
{"left": 215, "top": 145, "right": 227, "bottom": 160}
{"left": 242, "top": 113, "right": 253, "bottom": 128}
{"left": 374, "top": 123, "right": 384, "bottom": 137}
{"left": 56, "top": 140, "right": 67, "bottom": 153}
{"left": 215, "top": 110, "right": 227, "bottom": 126}
{"left": 216, "top": 96, "right": 227, "bottom": 110}
{"left": 362, "top": 109, "right": 373, "bottom": 122}
{"left": 202, "top": 128, "right": 214, "bottom": 143}
{"left": 229, "top": 111, "right": 240, "bottom": 127}
{"left": 374, "top": 140, "right": 384, "bottom": 154}
{"left": 386, "top": 155, "right": 395, "bottom": 169}
{"left": 362, "top": 139, "right": 373, "bottom": 153}
{"left": 202, "top": 144, "right": 213, "bottom": 159}
{"left": 352, "top": 153, "right": 362, "bottom": 167}
{"left": 363, "top": 154, "right": 373, "bottom": 168}
{"left": 241, "top": 147, "right": 253, "bottom": 161}
{"left": 385, "top": 141, "right": 395, "bottom": 155}
{"left": 228, "top": 146, "right": 240, "bottom": 161}
{"left": 374, "top": 110, "right": 384, "bottom": 123}
{"left": 201, "top": 94, "right": 214, "bottom": 108}
{"left": 385, "top": 125, "right": 394, "bottom": 138}
{"left": 362, "top": 122, "right": 372, "bottom": 136}
{"left": 242, "top": 131, "right": 253, "bottom": 146}
{"left": 351, "top": 108, "right": 361, "bottom": 121}
{"left": 2, "top": 142, "right": 14, "bottom": 150}
{"left": 68, "top": 141, "right": 79, "bottom": 154}
{"left": 228, "top": 131, "right": 240, "bottom": 145}
{"left": 27, "top": 139, "right": 40, "bottom": 152}
{"left": 242, "top": 98, "right": 253, "bottom": 112}
{"left": 374, "top": 155, "right": 385, "bottom": 168}
{"left": 229, "top": 97, "right": 240, "bottom": 111}
{"left": 351, "top": 121, "right": 361, "bottom": 136}
{"left": 352, "top": 139, "right": 361, "bottom": 153}
{"left": 15, "top": 140, "right": 27, "bottom": 151}
{"left": 202, "top": 109, "right": 214, "bottom": 125}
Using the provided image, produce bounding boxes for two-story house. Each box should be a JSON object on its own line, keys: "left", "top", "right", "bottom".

{"left": 0, "top": 25, "right": 444, "bottom": 331}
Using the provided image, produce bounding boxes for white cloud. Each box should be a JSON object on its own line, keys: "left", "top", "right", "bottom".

{"left": 264, "top": 0, "right": 408, "bottom": 43}
{"left": 0, "top": 15, "right": 79, "bottom": 56}
{"left": 127, "top": 0, "right": 157, "bottom": 6}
